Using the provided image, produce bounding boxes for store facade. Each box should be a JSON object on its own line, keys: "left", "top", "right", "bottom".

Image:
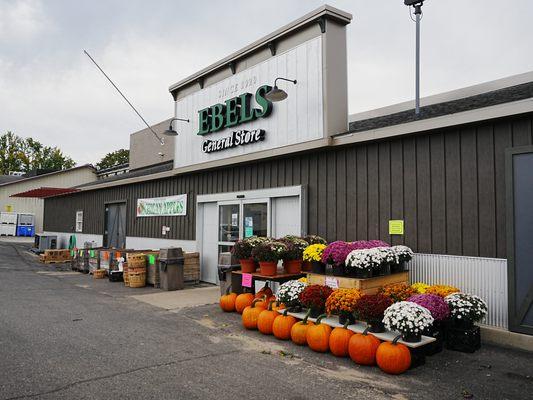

{"left": 43, "top": 5, "right": 533, "bottom": 336}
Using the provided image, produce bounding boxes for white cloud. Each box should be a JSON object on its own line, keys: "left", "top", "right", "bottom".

{"left": 0, "top": 0, "right": 50, "bottom": 41}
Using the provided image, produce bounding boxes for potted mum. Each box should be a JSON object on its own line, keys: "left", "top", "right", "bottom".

{"left": 303, "top": 235, "right": 327, "bottom": 245}
{"left": 408, "top": 293, "right": 450, "bottom": 354}
{"left": 276, "top": 279, "right": 307, "bottom": 311}
{"left": 366, "top": 247, "right": 392, "bottom": 276}
{"left": 383, "top": 301, "right": 434, "bottom": 343}
{"left": 379, "top": 283, "right": 416, "bottom": 303}
{"left": 345, "top": 249, "right": 373, "bottom": 278}
{"left": 321, "top": 241, "right": 354, "bottom": 276}
{"left": 426, "top": 284, "right": 460, "bottom": 297}
{"left": 280, "top": 236, "right": 308, "bottom": 274}
{"left": 232, "top": 239, "right": 255, "bottom": 273}
{"left": 298, "top": 284, "right": 334, "bottom": 318}
{"left": 353, "top": 294, "right": 393, "bottom": 333}
{"left": 444, "top": 292, "right": 487, "bottom": 353}
{"left": 325, "top": 288, "right": 362, "bottom": 325}
{"left": 391, "top": 245, "right": 414, "bottom": 273}
{"left": 251, "top": 240, "right": 287, "bottom": 276}
{"left": 303, "top": 243, "right": 327, "bottom": 274}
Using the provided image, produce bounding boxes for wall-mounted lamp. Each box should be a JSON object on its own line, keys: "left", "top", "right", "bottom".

{"left": 265, "top": 77, "right": 297, "bottom": 102}
{"left": 163, "top": 117, "right": 190, "bottom": 136}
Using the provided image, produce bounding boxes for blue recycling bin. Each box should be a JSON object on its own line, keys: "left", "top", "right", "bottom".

{"left": 17, "top": 225, "right": 35, "bottom": 237}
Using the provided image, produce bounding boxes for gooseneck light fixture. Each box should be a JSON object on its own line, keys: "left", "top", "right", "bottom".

{"left": 163, "top": 117, "right": 190, "bottom": 136}
{"left": 265, "top": 77, "right": 297, "bottom": 102}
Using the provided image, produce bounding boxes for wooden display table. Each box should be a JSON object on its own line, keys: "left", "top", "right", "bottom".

{"left": 307, "top": 271, "right": 409, "bottom": 294}
{"left": 231, "top": 269, "right": 306, "bottom": 294}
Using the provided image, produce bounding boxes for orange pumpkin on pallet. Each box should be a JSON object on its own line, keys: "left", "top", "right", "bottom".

{"left": 290, "top": 310, "right": 314, "bottom": 345}
{"left": 348, "top": 327, "right": 381, "bottom": 366}
{"left": 272, "top": 309, "right": 297, "bottom": 340}
{"left": 242, "top": 298, "right": 267, "bottom": 330}
{"left": 235, "top": 292, "right": 254, "bottom": 314}
{"left": 329, "top": 321, "right": 354, "bottom": 357}
{"left": 306, "top": 314, "right": 332, "bottom": 352}
{"left": 376, "top": 335, "right": 411, "bottom": 375}
{"left": 257, "top": 301, "right": 279, "bottom": 335}
{"left": 219, "top": 288, "right": 238, "bottom": 312}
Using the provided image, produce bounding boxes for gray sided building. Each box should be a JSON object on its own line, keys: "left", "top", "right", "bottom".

{"left": 43, "top": 5, "right": 533, "bottom": 337}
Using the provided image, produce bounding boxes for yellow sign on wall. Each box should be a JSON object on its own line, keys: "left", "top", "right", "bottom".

{"left": 5, "top": 205, "right": 13, "bottom": 212}
{"left": 389, "top": 220, "right": 404, "bottom": 235}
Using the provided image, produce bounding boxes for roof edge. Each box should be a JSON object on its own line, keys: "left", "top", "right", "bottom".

{"left": 0, "top": 164, "right": 96, "bottom": 188}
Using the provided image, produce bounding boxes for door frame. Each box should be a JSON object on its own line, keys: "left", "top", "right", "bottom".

{"left": 196, "top": 185, "right": 307, "bottom": 284}
{"left": 103, "top": 199, "right": 128, "bottom": 248}
{"left": 506, "top": 145, "right": 533, "bottom": 335}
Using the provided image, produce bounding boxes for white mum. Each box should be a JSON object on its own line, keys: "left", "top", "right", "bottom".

{"left": 383, "top": 301, "right": 434, "bottom": 335}
{"left": 276, "top": 280, "right": 307, "bottom": 307}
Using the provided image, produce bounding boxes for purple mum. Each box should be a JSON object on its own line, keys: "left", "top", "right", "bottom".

{"left": 321, "top": 240, "right": 391, "bottom": 265}
{"left": 408, "top": 293, "right": 450, "bottom": 321}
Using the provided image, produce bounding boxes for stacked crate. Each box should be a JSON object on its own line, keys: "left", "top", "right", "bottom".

{"left": 0, "top": 212, "right": 17, "bottom": 236}
{"left": 16, "top": 213, "right": 35, "bottom": 237}
{"left": 145, "top": 251, "right": 160, "bottom": 287}
{"left": 39, "top": 249, "right": 72, "bottom": 264}
{"left": 183, "top": 252, "right": 200, "bottom": 284}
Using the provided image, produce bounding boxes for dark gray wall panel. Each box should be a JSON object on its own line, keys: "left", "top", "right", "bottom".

{"left": 43, "top": 113, "right": 533, "bottom": 259}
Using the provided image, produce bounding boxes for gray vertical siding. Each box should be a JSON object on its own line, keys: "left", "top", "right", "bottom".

{"left": 44, "top": 112, "right": 533, "bottom": 259}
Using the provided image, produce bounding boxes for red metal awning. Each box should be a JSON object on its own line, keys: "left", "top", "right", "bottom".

{"left": 10, "top": 187, "right": 81, "bottom": 198}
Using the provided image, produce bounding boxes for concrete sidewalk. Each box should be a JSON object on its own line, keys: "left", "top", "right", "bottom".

{"left": 131, "top": 285, "right": 220, "bottom": 310}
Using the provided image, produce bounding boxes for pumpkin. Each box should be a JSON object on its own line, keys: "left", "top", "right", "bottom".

{"left": 235, "top": 292, "right": 254, "bottom": 314}
{"left": 255, "top": 283, "right": 273, "bottom": 300}
{"left": 348, "top": 327, "right": 381, "bottom": 365}
{"left": 329, "top": 321, "right": 354, "bottom": 357}
{"left": 242, "top": 298, "right": 267, "bottom": 330}
{"left": 376, "top": 335, "right": 411, "bottom": 375}
{"left": 257, "top": 301, "right": 279, "bottom": 335}
{"left": 253, "top": 295, "right": 269, "bottom": 309}
{"left": 272, "top": 309, "right": 297, "bottom": 340}
{"left": 290, "top": 310, "right": 314, "bottom": 345}
{"left": 272, "top": 301, "right": 285, "bottom": 312}
{"left": 306, "top": 314, "right": 332, "bottom": 352}
{"left": 219, "top": 287, "right": 237, "bottom": 312}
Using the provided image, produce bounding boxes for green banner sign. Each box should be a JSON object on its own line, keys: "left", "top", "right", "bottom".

{"left": 136, "top": 194, "right": 187, "bottom": 217}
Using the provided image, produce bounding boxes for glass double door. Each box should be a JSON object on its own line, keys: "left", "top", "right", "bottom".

{"left": 217, "top": 199, "right": 270, "bottom": 258}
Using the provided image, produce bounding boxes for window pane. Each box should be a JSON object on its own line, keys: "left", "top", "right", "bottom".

{"left": 243, "top": 203, "right": 268, "bottom": 238}
{"left": 219, "top": 204, "right": 240, "bottom": 242}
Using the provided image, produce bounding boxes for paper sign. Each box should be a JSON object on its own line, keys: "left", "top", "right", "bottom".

{"left": 325, "top": 276, "right": 339, "bottom": 289}
{"left": 231, "top": 213, "right": 239, "bottom": 227}
{"left": 242, "top": 273, "right": 253, "bottom": 288}
{"left": 245, "top": 227, "right": 254, "bottom": 238}
{"left": 389, "top": 220, "right": 404, "bottom": 235}
{"left": 89, "top": 250, "right": 95, "bottom": 257}
{"left": 148, "top": 254, "right": 156, "bottom": 265}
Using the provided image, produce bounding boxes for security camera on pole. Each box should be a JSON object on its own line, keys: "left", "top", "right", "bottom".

{"left": 404, "top": 0, "right": 426, "bottom": 116}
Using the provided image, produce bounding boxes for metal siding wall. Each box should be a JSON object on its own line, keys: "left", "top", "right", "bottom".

{"left": 410, "top": 253, "right": 508, "bottom": 329}
{"left": 43, "top": 112, "right": 533, "bottom": 259}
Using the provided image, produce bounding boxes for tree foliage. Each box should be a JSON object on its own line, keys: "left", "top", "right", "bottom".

{"left": 0, "top": 132, "right": 75, "bottom": 175}
{"left": 96, "top": 149, "right": 129, "bottom": 170}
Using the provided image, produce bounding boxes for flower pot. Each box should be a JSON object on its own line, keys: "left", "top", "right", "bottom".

{"left": 239, "top": 259, "right": 257, "bottom": 273}
{"left": 402, "top": 332, "right": 422, "bottom": 343}
{"left": 391, "top": 260, "right": 407, "bottom": 274}
{"left": 338, "top": 312, "right": 355, "bottom": 326}
{"left": 283, "top": 259, "right": 302, "bottom": 274}
{"left": 375, "top": 263, "right": 391, "bottom": 276}
{"left": 258, "top": 261, "right": 278, "bottom": 276}
{"left": 452, "top": 318, "right": 475, "bottom": 330}
{"left": 311, "top": 261, "right": 326, "bottom": 274}
{"left": 332, "top": 263, "right": 346, "bottom": 277}
{"left": 367, "top": 320, "right": 386, "bottom": 333}
{"left": 309, "top": 307, "right": 324, "bottom": 318}
{"left": 301, "top": 261, "right": 312, "bottom": 272}
{"left": 347, "top": 268, "right": 372, "bottom": 279}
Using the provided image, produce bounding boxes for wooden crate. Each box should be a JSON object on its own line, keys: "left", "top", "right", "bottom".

{"left": 307, "top": 272, "right": 409, "bottom": 294}
{"left": 183, "top": 252, "right": 200, "bottom": 283}
{"left": 40, "top": 249, "right": 72, "bottom": 264}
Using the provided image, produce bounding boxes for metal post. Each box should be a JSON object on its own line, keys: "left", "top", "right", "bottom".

{"left": 414, "top": 5, "right": 422, "bottom": 115}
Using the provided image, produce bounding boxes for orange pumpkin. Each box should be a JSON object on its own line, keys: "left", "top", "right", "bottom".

{"left": 257, "top": 301, "right": 279, "bottom": 335}
{"left": 235, "top": 292, "right": 254, "bottom": 314}
{"left": 348, "top": 327, "right": 382, "bottom": 366}
{"left": 219, "top": 288, "right": 238, "bottom": 312}
{"left": 242, "top": 299, "right": 267, "bottom": 330}
{"left": 290, "top": 310, "right": 314, "bottom": 345}
{"left": 272, "top": 301, "right": 285, "bottom": 312}
{"left": 306, "top": 314, "right": 332, "bottom": 352}
{"left": 329, "top": 321, "right": 354, "bottom": 357}
{"left": 272, "top": 309, "right": 297, "bottom": 340}
{"left": 253, "top": 295, "right": 269, "bottom": 309}
{"left": 376, "top": 336, "right": 411, "bottom": 375}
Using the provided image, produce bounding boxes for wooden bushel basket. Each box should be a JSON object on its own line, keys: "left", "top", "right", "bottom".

{"left": 93, "top": 269, "right": 106, "bottom": 279}
{"left": 128, "top": 271, "right": 146, "bottom": 288}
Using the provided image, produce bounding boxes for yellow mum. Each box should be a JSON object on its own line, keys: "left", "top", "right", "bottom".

{"left": 303, "top": 244, "right": 326, "bottom": 262}
{"left": 411, "top": 282, "right": 430, "bottom": 294}
{"left": 426, "top": 284, "right": 460, "bottom": 297}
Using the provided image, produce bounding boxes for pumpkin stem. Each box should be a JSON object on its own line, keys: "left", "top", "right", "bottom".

{"left": 362, "top": 326, "right": 370, "bottom": 336}
{"left": 267, "top": 300, "right": 275, "bottom": 311}
{"left": 342, "top": 320, "right": 350, "bottom": 329}
{"left": 251, "top": 298, "right": 263, "bottom": 308}
{"left": 283, "top": 309, "right": 289, "bottom": 316}
{"left": 316, "top": 313, "right": 328, "bottom": 325}
{"left": 392, "top": 334, "right": 402, "bottom": 345}
{"left": 225, "top": 286, "right": 232, "bottom": 295}
{"left": 302, "top": 309, "right": 312, "bottom": 325}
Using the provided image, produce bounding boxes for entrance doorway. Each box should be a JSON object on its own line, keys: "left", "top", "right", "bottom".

{"left": 197, "top": 186, "right": 305, "bottom": 284}
{"left": 104, "top": 202, "right": 126, "bottom": 248}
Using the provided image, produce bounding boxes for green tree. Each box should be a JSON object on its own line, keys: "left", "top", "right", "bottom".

{"left": 0, "top": 132, "right": 76, "bottom": 175}
{"left": 96, "top": 149, "right": 129, "bottom": 170}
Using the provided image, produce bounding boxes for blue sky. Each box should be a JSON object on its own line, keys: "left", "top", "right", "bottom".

{"left": 1, "top": 0, "right": 532, "bottom": 164}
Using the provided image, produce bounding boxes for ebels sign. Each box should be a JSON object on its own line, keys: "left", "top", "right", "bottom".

{"left": 197, "top": 85, "right": 273, "bottom": 153}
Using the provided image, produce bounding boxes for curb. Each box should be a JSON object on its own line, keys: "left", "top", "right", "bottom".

{"left": 480, "top": 325, "right": 533, "bottom": 353}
